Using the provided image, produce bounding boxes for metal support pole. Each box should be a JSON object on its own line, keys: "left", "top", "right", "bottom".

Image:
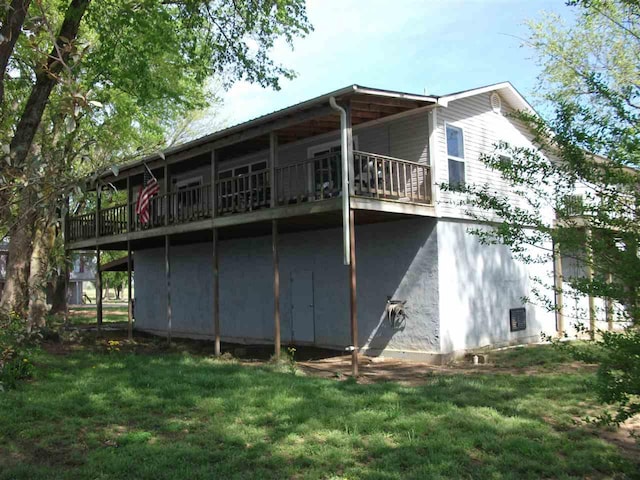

{"left": 96, "top": 246, "right": 102, "bottom": 334}
{"left": 272, "top": 219, "right": 281, "bottom": 360}
{"left": 165, "top": 235, "right": 172, "bottom": 344}
{"left": 127, "top": 240, "right": 133, "bottom": 341}
{"left": 213, "top": 228, "right": 220, "bottom": 355}
{"left": 553, "top": 240, "right": 565, "bottom": 337}
{"left": 349, "top": 210, "right": 358, "bottom": 377}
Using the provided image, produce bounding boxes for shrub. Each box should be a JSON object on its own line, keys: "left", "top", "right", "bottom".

{"left": 0, "top": 311, "right": 40, "bottom": 391}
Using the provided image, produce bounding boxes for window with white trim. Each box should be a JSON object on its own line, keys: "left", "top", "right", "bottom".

{"left": 446, "top": 124, "right": 465, "bottom": 189}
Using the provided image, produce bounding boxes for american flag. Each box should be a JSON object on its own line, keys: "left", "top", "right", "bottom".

{"left": 135, "top": 167, "right": 160, "bottom": 225}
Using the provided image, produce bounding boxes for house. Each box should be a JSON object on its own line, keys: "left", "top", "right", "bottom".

{"left": 66, "top": 81, "right": 591, "bottom": 366}
{"left": 67, "top": 252, "right": 97, "bottom": 304}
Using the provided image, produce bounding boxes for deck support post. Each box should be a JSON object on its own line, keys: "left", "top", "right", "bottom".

{"left": 213, "top": 228, "right": 220, "bottom": 356}
{"left": 329, "top": 96, "right": 358, "bottom": 376}
{"left": 553, "top": 240, "right": 565, "bottom": 337}
{"left": 272, "top": 219, "right": 281, "bottom": 360}
{"left": 127, "top": 240, "right": 133, "bottom": 341}
{"left": 96, "top": 246, "right": 102, "bottom": 334}
{"left": 349, "top": 210, "right": 358, "bottom": 377}
{"left": 211, "top": 149, "right": 221, "bottom": 356}
{"left": 165, "top": 235, "right": 172, "bottom": 345}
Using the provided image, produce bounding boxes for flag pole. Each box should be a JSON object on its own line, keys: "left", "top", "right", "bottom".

{"left": 143, "top": 162, "right": 157, "bottom": 181}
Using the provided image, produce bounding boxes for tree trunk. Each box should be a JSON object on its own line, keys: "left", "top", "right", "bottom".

{"left": 27, "top": 220, "right": 55, "bottom": 329}
{"left": 0, "top": 190, "right": 35, "bottom": 316}
{"left": 8, "top": 0, "right": 91, "bottom": 170}
{"left": 0, "top": 0, "right": 32, "bottom": 104}
{"left": 49, "top": 271, "right": 68, "bottom": 314}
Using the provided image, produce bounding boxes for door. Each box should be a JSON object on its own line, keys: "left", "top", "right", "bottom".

{"left": 290, "top": 270, "right": 315, "bottom": 343}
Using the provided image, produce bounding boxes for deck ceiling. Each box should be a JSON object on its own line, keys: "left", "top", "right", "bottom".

{"left": 205, "top": 93, "right": 428, "bottom": 161}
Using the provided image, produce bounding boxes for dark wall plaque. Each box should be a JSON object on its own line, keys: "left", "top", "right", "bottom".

{"left": 509, "top": 308, "right": 526, "bottom": 332}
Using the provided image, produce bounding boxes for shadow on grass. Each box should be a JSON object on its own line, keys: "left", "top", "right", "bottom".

{"left": 0, "top": 349, "right": 636, "bottom": 480}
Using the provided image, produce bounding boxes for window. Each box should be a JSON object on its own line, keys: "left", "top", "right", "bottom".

{"left": 217, "top": 160, "right": 269, "bottom": 212}
{"left": 307, "top": 138, "right": 358, "bottom": 199}
{"left": 173, "top": 176, "right": 203, "bottom": 219}
{"left": 446, "top": 124, "right": 465, "bottom": 189}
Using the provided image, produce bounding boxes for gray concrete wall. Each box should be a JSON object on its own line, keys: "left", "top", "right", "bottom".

{"left": 436, "top": 219, "right": 557, "bottom": 353}
{"left": 134, "top": 217, "right": 440, "bottom": 355}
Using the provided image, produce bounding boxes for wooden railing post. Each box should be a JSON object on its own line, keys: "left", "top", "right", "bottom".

{"left": 270, "top": 132, "right": 278, "bottom": 208}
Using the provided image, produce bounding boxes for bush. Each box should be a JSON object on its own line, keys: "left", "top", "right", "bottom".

{"left": 0, "top": 311, "right": 40, "bottom": 391}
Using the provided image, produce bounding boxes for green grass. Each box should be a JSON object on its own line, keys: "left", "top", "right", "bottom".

{"left": 0, "top": 342, "right": 637, "bottom": 480}
{"left": 51, "top": 307, "right": 129, "bottom": 327}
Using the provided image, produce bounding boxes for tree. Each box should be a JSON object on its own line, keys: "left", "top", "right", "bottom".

{"left": 0, "top": 0, "right": 311, "bottom": 325}
{"left": 455, "top": 0, "right": 640, "bottom": 424}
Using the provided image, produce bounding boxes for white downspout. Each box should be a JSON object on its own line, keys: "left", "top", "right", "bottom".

{"left": 329, "top": 96, "right": 350, "bottom": 266}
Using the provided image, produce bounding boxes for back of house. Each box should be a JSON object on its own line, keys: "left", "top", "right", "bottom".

{"left": 66, "top": 81, "right": 597, "bottom": 362}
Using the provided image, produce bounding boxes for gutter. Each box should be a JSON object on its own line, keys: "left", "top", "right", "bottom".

{"left": 329, "top": 96, "right": 351, "bottom": 266}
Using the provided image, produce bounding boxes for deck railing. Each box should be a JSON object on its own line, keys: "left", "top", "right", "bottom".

{"left": 68, "top": 212, "right": 96, "bottom": 241}
{"left": 99, "top": 204, "right": 128, "bottom": 236}
{"left": 353, "top": 151, "right": 431, "bottom": 204}
{"left": 216, "top": 169, "right": 269, "bottom": 214}
{"left": 68, "top": 151, "right": 432, "bottom": 242}
{"left": 275, "top": 151, "right": 342, "bottom": 205}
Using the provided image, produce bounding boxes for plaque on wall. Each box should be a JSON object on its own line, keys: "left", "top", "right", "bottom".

{"left": 509, "top": 308, "right": 526, "bottom": 332}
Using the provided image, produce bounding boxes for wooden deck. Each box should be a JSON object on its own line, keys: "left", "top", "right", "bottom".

{"left": 67, "top": 151, "right": 433, "bottom": 248}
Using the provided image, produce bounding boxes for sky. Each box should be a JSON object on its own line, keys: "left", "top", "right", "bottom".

{"left": 214, "top": 0, "right": 574, "bottom": 128}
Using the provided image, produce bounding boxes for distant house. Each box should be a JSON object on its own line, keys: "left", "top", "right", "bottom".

{"left": 65, "top": 82, "right": 600, "bottom": 363}
{"left": 67, "top": 252, "right": 96, "bottom": 304}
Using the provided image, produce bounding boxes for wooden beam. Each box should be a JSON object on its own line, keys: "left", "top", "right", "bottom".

{"left": 213, "top": 228, "right": 220, "bottom": 355}
{"left": 127, "top": 240, "right": 133, "bottom": 341}
{"left": 210, "top": 150, "right": 217, "bottom": 219}
{"left": 349, "top": 210, "right": 358, "bottom": 377}
{"left": 96, "top": 246, "right": 102, "bottom": 334}
{"left": 272, "top": 219, "right": 281, "bottom": 360}
{"left": 345, "top": 102, "right": 355, "bottom": 196}
{"left": 164, "top": 163, "right": 169, "bottom": 227}
{"left": 270, "top": 132, "right": 278, "bottom": 208}
{"left": 165, "top": 235, "right": 172, "bottom": 345}
{"left": 553, "top": 240, "right": 565, "bottom": 337}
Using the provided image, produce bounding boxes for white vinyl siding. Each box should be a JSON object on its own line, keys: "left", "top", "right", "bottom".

{"left": 435, "top": 91, "right": 540, "bottom": 219}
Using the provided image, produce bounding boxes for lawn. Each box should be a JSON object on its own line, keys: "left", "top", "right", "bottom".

{"left": 0, "top": 340, "right": 637, "bottom": 480}
{"left": 55, "top": 306, "right": 129, "bottom": 327}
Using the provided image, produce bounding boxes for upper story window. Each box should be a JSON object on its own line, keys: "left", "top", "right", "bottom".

{"left": 446, "top": 124, "right": 465, "bottom": 189}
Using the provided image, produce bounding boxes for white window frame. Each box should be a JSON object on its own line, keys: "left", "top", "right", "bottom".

{"left": 306, "top": 136, "right": 359, "bottom": 159}
{"left": 174, "top": 175, "right": 203, "bottom": 190}
{"left": 218, "top": 159, "right": 268, "bottom": 178}
{"left": 445, "top": 122, "right": 466, "bottom": 188}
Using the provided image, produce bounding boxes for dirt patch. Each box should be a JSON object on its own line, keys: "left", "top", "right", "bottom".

{"left": 296, "top": 355, "right": 596, "bottom": 384}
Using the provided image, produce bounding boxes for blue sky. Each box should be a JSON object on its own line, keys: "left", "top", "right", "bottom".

{"left": 217, "top": 0, "right": 574, "bottom": 126}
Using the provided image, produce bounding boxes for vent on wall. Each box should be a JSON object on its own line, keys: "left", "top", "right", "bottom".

{"left": 490, "top": 92, "right": 502, "bottom": 114}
